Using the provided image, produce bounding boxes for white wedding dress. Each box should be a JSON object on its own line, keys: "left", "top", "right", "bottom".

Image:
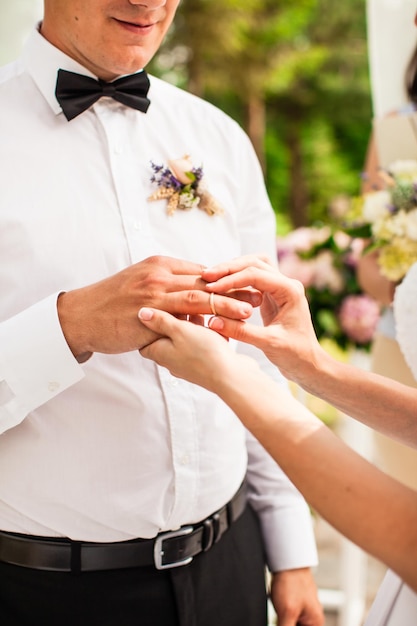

{"left": 364, "top": 570, "right": 417, "bottom": 625}
{"left": 363, "top": 261, "right": 417, "bottom": 625}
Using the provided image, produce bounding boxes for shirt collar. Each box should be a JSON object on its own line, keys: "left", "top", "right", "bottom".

{"left": 23, "top": 25, "right": 105, "bottom": 117}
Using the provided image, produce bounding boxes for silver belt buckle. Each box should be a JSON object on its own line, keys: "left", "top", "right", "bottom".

{"left": 153, "top": 526, "right": 194, "bottom": 570}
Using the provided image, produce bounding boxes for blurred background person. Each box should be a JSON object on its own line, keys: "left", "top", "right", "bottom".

{"left": 358, "top": 0, "right": 417, "bottom": 491}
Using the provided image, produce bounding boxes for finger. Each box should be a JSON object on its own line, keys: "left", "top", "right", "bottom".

{"left": 205, "top": 291, "right": 257, "bottom": 318}
{"left": 271, "top": 615, "right": 295, "bottom": 626}
{"left": 163, "top": 279, "right": 261, "bottom": 306}
{"left": 201, "top": 255, "right": 274, "bottom": 282}
{"left": 209, "top": 288, "right": 260, "bottom": 311}
{"left": 138, "top": 307, "right": 178, "bottom": 335}
{"left": 161, "top": 290, "right": 255, "bottom": 319}
{"left": 205, "top": 267, "right": 287, "bottom": 299}
{"left": 158, "top": 257, "right": 206, "bottom": 277}
{"left": 163, "top": 274, "right": 209, "bottom": 293}
{"left": 208, "top": 316, "right": 268, "bottom": 351}
{"left": 140, "top": 336, "right": 174, "bottom": 367}
{"left": 138, "top": 308, "right": 178, "bottom": 364}
{"left": 220, "top": 287, "right": 263, "bottom": 307}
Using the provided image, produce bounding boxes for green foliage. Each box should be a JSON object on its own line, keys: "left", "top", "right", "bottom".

{"left": 150, "top": 0, "right": 372, "bottom": 229}
{"left": 303, "top": 120, "right": 365, "bottom": 223}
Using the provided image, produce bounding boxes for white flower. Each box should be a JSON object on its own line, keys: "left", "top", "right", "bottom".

{"left": 392, "top": 211, "right": 412, "bottom": 237}
{"left": 405, "top": 208, "right": 417, "bottom": 241}
{"left": 372, "top": 211, "right": 408, "bottom": 239}
{"left": 362, "top": 190, "right": 391, "bottom": 223}
{"left": 178, "top": 192, "right": 200, "bottom": 210}
{"left": 389, "top": 159, "right": 417, "bottom": 179}
{"left": 333, "top": 230, "right": 351, "bottom": 249}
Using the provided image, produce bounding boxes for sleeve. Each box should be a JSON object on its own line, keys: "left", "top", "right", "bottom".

{"left": 234, "top": 127, "right": 318, "bottom": 571}
{"left": 0, "top": 293, "right": 85, "bottom": 434}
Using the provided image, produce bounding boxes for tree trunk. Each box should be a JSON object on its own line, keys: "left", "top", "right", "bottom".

{"left": 246, "top": 93, "right": 266, "bottom": 173}
{"left": 286, "top": 121, "right": 309, "bottom": 227}
{"left": 187, "top": 51, "right": 205, "bottom": 98}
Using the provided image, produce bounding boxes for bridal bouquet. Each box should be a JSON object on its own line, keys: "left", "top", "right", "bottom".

{"left": 344, "top": 160, "right": 417, "bottom": 282}
{"left": 277, "top": 226, "right": 380, "bottom": 350}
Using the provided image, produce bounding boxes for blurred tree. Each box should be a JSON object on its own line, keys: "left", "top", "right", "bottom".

{"left": 267, "top": 0, "right": 372, "bottom": 227}
{"left": 152, "top": 0, "right": 316, "bottom": 170}
{"left": 150, "top": 0, "right": 371, "bottom": 230}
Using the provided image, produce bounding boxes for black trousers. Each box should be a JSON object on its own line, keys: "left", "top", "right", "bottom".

{"left": 0, "top": 506, "right": 268, "bottom": 626}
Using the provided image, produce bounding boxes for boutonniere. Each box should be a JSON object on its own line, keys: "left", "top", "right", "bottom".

{"left": 148, "top": 155, "right": 224, "bottom": 216}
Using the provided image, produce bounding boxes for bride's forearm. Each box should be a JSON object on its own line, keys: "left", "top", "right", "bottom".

{"left": 287, "top": 346, "right": 417, "bottom": 448}
{"left": 215, "top": 362, "right": 417, "bottom": 591}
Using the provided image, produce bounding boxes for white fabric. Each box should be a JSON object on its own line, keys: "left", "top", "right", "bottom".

{"left": 376, "top": 307, "right": 397, "bottom": 340}
{"left": 394, "top": 262, "right": 417, "bottom": 380}
{"left": 0, "top": 27, "right": 318, "bottom": 572}
{"left": 367, "top": 0, "right": 417, "bottom": 118}
{"left": 364, "top": 570, "right": 417, "bottom": 625}
{"left": 361, "top": 262, "right": 417, "bottom": 622}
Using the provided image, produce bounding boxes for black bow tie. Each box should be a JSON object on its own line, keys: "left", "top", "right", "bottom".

{"left": 55, "top": 69, "right": 151, "bottom": 121}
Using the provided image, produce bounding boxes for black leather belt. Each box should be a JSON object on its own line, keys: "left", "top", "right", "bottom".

{"left": 0, "top": 482, "right": 247, "bottom": 573}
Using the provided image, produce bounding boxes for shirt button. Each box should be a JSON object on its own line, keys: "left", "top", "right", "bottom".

{"left": 48, "top": 381, "right": 60, "bottom": 393}
{"left": 180, "top": 454, "right": 190, "bottom": 465}
{"left": 169, "top": 378, "right": 179, "bottom": 388}
{"left": 113, "top": 145, "right": 123, "bottom": 155}
{"left": 133, "top": 221, "right": 142, "bottom": 231}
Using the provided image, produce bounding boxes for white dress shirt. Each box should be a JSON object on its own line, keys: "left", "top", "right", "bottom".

{"left": 0, "top": 28, "right": 317, "bottom": 572}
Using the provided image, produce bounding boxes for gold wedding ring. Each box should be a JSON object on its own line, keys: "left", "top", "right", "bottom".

{"left": 209, "top": 292, "right": 218, "bottom": 316}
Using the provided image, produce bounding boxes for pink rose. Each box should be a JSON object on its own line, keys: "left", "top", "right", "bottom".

{"left": 312, "top": 251, "right": 344, "bottom": 293}
{"left": 338, "top": 294, "right": 380, "bottom": 344}
{"left": 278, "top": 253, "right": 316, "bottom": 287}
{"left": 168, "top": 156, "right": 194, "bottom": 184}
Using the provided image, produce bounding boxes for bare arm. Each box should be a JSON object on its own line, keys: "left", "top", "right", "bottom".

{"left": 138, "top": 307, "right": 417, "bottom": 592}
{"left": 361, "top": 130, "right": 381, "bottom": 194}
{"left": 201, "top": 256, "right": 417, "bottom": 448}
{"left": 356, "top": 248, "right": 396, "bottom": 307}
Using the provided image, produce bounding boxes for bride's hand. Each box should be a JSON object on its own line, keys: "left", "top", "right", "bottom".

{"left": 201, "top": 255, "right": 324, "bottom": 385}
{"left": 138, "top": 308, "right": 252, "bottom": 391}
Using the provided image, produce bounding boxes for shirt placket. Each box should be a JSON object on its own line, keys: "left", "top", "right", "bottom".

{"left": 158, "top": 368, "right": 200, "bottom": 529}
{"left": 94, "top": 101, "right": 155, "bottom": 264}
{"left": 93, "top": 100, "right": 200, "bottom": 528}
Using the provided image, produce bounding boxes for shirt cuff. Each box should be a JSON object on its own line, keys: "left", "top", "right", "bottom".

{"left": 0, "top": 292, "right": 85, "bottom": 433}
{"left": 259, "top": 505, "right": 319, "bottom": 573}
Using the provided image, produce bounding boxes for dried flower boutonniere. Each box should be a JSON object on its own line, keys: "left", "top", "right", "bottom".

{"left": 148, "top": 155, "right": 223, "bottom": 216}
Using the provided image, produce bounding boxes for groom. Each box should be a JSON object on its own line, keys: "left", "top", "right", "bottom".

{"left": 0, "top": 1, "right": 323, "bottom": 625}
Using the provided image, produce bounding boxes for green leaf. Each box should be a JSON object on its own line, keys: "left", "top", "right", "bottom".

{"left": 185, "top": 170, "right": 196, "bottom": 183}
{"left": 343, "top": 224, "right": 372, "bottom": 238}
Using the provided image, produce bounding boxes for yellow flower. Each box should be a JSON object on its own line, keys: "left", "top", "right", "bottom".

{"left": 378, "top": 238, "right": 417, "bottom": 281}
